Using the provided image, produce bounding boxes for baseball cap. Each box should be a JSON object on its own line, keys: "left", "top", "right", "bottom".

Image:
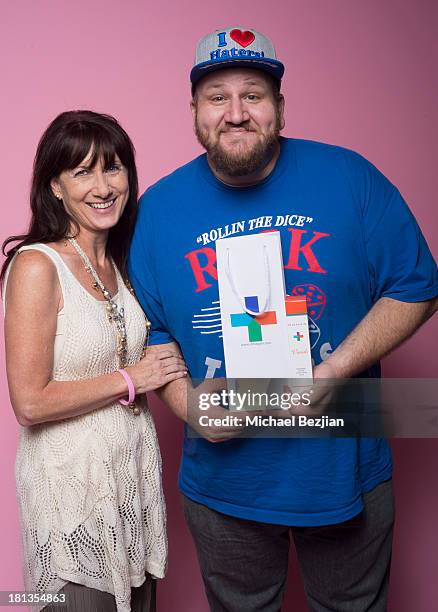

{"left": 190, "top": 27, "right": 284, "bottom": 87}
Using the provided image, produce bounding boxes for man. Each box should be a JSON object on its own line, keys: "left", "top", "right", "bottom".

{"left": 129, "top": 28, "right": 438, "bottom": 612}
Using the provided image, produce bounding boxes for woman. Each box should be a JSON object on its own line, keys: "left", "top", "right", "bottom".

{"left": 1, "top": 110, "right": 187, "bottom": 611}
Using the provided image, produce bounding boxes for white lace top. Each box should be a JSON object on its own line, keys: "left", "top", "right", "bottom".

{"left": 5, "top": 243, "right": 167, "bottom": 612}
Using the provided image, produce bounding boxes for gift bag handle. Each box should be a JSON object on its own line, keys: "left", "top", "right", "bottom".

{"left": 225, "top": 245, "right": 272, "bottom": 316}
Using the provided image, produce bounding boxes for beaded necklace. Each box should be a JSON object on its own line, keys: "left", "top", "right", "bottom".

{"left": 68, "top": 237, "right": 147, "bottom": 415}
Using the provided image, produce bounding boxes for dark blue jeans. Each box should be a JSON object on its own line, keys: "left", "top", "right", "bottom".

{"left": 183, "top": 480, "right": 394, "bottom": 612}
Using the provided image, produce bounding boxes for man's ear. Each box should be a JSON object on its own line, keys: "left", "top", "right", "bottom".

{"left": 278, "top": 94, "right": 285, "bottom": 130}
{"left": 190, "top": 98, "right": 197, "bottom": 121}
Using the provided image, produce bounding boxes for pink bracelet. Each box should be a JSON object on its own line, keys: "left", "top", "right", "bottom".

{"left": 117, "top": 369, "right": 136, "bottom": 406}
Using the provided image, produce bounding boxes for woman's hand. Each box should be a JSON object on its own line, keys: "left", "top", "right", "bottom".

{"left": 4, "top": 250, "right": 187, "bottom": 426}
{"left": 125, "top": 349, "right": 188, "bottom": 394}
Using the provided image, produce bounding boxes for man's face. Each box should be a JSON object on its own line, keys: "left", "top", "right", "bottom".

{"left": 191, "top": 68, "right": 284, "bottom": 177}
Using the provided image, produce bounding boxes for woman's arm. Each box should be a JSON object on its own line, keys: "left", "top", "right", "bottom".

{"left": 4, "top": 250, "right": 187, "bottom": 426}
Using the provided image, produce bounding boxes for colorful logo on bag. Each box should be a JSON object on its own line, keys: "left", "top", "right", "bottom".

{"left": 285, "top": 296, "right": 308, "bottom": 317}
{"left": 285, "top": 297, "right": 308, "bottom": 343}
{"left": 286, "top": 294, "right": 321, "bottom": 348}
{"left": 230, "top": 296, "right": 277, "bottom": 342}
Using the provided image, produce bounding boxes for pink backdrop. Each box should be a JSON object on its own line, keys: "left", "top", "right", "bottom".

{"left": 1, "top": 1, "right": 437, "bottom": 610}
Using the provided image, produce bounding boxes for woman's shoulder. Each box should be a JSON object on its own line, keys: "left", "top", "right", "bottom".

{"left": 14, "top": 243, "right": 59, "bottom": 271}
{"left": 13, "top": 241, "right": 73, "bottom": 271}
{"left": 5, "top": 245, "right": 61, "bottom": 300}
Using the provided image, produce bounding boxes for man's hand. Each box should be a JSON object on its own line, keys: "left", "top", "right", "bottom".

{"left": 189, "top": 378, "right": 260, "bottom": 443}
{"left": 283, "top": 360, "right": 342, "bottom": 418}
{"left": 188, "top": 403, "right": 246, "bottom": 443}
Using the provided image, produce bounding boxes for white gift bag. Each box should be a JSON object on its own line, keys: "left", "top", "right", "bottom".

{"left": 216, "top": 231, "right": 295, "bottom": 378}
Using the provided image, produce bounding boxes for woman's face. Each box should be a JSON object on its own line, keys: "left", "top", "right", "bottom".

{"left": 51, "top": 148, "right": 130, "bottom": 236}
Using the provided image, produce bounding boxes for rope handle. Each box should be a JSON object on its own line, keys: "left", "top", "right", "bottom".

{"left": 225, "top": 244, "right": 272, "bottom": 316}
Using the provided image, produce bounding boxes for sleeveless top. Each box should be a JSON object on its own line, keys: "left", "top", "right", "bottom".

{"left": 4, "top": 244, "right": 167, "bottom": 612}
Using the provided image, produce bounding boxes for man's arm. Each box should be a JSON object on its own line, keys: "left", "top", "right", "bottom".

{"left": 147, "top": 343, "right": 249, "bottom": 442}
{"left": 146, "top": 298, "right": 438, "bottom": 427}
{"left": 319, "top": 296, "right": 438, "bottom": 379}
{"left": 146, "top": 343, "right": 188, "bottom": 420}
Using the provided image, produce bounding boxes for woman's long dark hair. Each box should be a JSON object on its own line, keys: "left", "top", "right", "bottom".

{"left": 1, "top": 110, "right": 139, "bottom": 287}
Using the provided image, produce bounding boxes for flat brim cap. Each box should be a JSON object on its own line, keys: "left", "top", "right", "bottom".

{"left": 190, "top": 27, "right": 284, "bottom": 86}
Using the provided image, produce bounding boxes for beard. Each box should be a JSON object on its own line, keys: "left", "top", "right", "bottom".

{"left": 195, "top": 114, "right": 282, "bottom": 177}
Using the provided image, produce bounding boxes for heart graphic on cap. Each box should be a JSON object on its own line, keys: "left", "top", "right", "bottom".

{"left": 230, "top": 29, "right": 255, "bottom": 48}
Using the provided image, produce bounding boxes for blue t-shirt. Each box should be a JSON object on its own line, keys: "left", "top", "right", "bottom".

{"left": 128, "top": 138, "right": 438, "bottom": 526}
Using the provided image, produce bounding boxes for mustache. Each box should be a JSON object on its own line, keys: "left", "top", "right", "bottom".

{"left": 220, "top": 124, "right": 256, "bottom": 133}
